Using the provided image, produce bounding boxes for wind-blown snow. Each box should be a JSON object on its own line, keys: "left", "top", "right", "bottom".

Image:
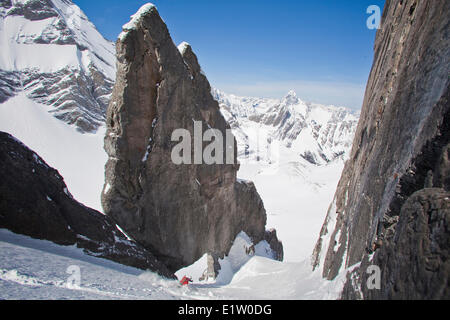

{"left": 215, "top": 232, "right": 275, "bottom": 285}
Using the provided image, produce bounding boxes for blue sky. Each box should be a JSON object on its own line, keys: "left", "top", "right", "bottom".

{"left": 74, "top": 0, "right": 385, "bottom": 110}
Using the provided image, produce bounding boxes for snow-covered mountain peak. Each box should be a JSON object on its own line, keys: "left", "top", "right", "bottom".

{"left": 51, "top": 0, "right": 116, "bottom": 78}
{"left": 177, "top": 41, "right": 191, "bottom": 55}
{"left": 0, "top": 0, "right": 115, "bottom": 132}
{"left": 281, "top": 89, "right": 301, "bottom": 106}
{"left": 122, "top": 2, "right": 156, "bottom": 31}
{"left": 1, "top": 0, "right": 115, "bottom": 75}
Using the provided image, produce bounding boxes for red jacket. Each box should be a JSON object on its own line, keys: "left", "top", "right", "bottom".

{"left": 180, "top": 276, "right": 193, "bottom": 286}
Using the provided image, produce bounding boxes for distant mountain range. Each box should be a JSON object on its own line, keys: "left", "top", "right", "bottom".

{"left": 214, "top": 88, "right": 359, "bottom": 166}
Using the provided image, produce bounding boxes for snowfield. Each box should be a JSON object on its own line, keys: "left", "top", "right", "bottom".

{"left": 238, "top": 159, "right": 344, "bottom": 262}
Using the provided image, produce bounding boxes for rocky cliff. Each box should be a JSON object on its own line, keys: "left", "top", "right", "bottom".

{"left": 0, "top": 131, "right": 174, "bottom": 278}
{"left": 312, "top": 0, "right": 449, "bottom": 299}
{"left": 0, "top": 0, "right": 115, "bottom": 133}
{"left": 102, "top": 4, "right": 282, "bottom": 273}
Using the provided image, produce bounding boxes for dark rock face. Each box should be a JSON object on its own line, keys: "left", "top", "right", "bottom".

{"left": 22, "top": 67, "right": 112, "bottom": 132}
{"left": 8, "top": 0, "right": 58, "bottom": 21}
{"left": 264, "top": 229, "right": 284, "bottom": 261}
{"left": 102, "top": 5, "right": 282, "bottom": 272}
{"left": 0, "top": 131, "right": 174, "bottom": 278}
{"left": 312, "top": 0, "right": 449, "bottom": 299}
{"left": 0, "top": 70, "right": 21, "bottom": 104}
{"left": 0, "top": 0, "right": 12, "bottom": 9}
{"left": 342, "top": 188, "right": 449, "bottom": 299}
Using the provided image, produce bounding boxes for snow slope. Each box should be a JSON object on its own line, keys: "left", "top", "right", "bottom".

{"left": 0, "top": 229, "right": 353, "bottom": 300}
{"left": 0, "top": 229, "right": 187, "bottom": 300}
{"left": 0, "top": 93, "right": 107, "bottom": 211}
{"left": 0, "top": 0, "right": 115, "bottom": 78}
{"left": 238, "top": 160, "right": 344, "bottom": 262}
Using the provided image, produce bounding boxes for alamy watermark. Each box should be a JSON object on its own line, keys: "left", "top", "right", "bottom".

{"left": 66, "top": 265, "right": 81, "bottom": 289}
{"left": 171, "top": 121, "right": 280, "bottom": 170}
{"left": 366, "top": 265, "right": 381, "bottom": 290}
{"left": 366, "top": 5, "right": 381, "bottom": 30}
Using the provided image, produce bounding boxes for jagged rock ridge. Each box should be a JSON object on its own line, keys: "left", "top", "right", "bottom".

{"left": 102, "top": 4, "right": 282, "bottom": 273}
{"left": 0, "top": 131, "right": 174, "bottom": 278}
{"left": 312, "top": 0, "right": 449, "bottom": 299}
{"left": 0, "top": 0, "right": 115, "bottom": 132}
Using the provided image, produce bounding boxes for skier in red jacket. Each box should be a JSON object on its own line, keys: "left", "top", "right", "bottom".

{"left": 180, "top": 276, "right": 193, "bottom": 286}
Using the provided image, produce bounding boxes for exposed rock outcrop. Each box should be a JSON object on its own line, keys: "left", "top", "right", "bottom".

{"left": 312, "top": 0, "right": 449, "bottom": 299}
{"left": 264, "top": 229, "right": 284, "bottom": 262}
{"left": 0, "top": 131, "right": 174, "bottom": 279}
{"left": 102, "top": 4, "right": 282, "bottom": 272}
